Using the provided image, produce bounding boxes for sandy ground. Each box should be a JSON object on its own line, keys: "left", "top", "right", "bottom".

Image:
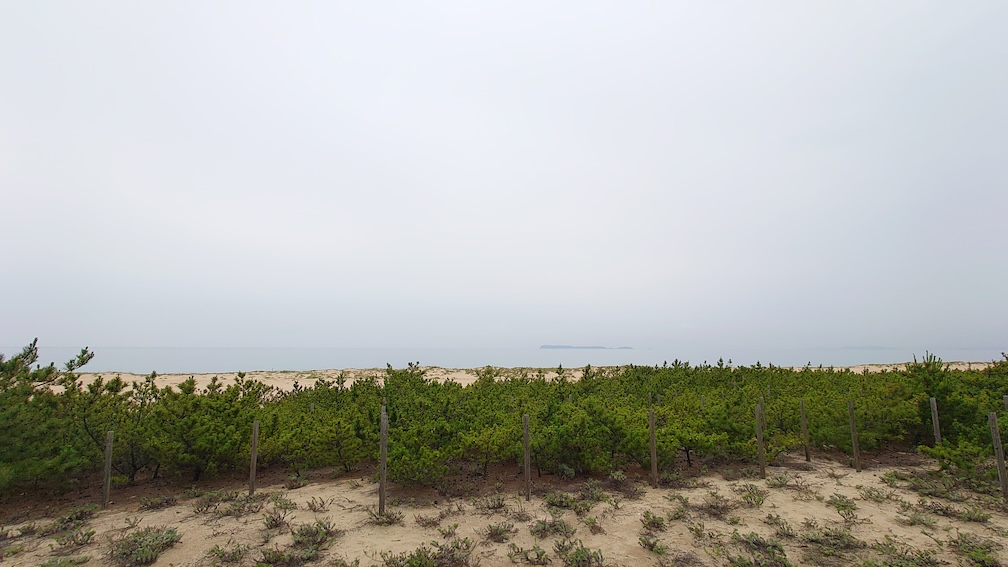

{"left": 2, "top": 452, "right": 1007, "bottom": 566}
{"left": 74, "top": 361, "right": 993, "bottom": 393}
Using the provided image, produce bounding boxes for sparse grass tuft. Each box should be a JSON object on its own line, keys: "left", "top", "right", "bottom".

{"left": 581, "top": 516, "right": 605, "bottom": 534}
{"left": 641, "top": 510, "right": 666, "bottom": 532}
{"left": 415, "top": 513, "right": 441, "bottom": 528}
{"left": 306, "top": 496, "right": 333, "bottom": 513}
{"left": 530, "top": 514, "right": 576, "bottom": 539}
{"left": 474, "top": 494, "right": 509, "bottom": 515}
{"left": 139, "top": 495, "right": 177, "bottom": 511}
{"left": 872, "top": 534, "right": 941, "bottom": 567}
{"left": 639, "top": 534, "right": 668, "bottom": 555}
{"left": 380, "top": 537, "right": 476, "bottom": 567}
{"left": 509, "top": 543, "right": 550, "bottom": 565}
{"left": 734, "top": 483, "right": 769, "bottom": 508}
{"left": 109, "top": 525, "right": 182, "bottom": 567}
{"left": 208, "top": 540, "right": 249, "bottom": 564}
{"left": 480, "top": 521, "right": 516, "bottom": 543}
{"left": 40, "top": 505, "right": 97, "bottom": 537}
{"left": 731, "top": 530, "right": 791, "bottom": 567}
{"left": 40, "top": 558, "right": 90, "bottom": 567}
{"left": 367, "top": 508, "right": 405, "bottom": 526}
{"left": 947, "top": 531, "right": 1001, "bottom": 567}
{"left": 696, "top": 489, "right": 738, "bottom": 519}
{"left": 763, "top": 514, "right": 796, "bottom": 538}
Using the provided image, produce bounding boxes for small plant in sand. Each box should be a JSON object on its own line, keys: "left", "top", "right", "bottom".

{"left": 544, "top": 491, "right": 576, "bottom": 510}
{"left": 896, "top": 510, "right": 936, "bottom": 527}
{"left": 380, "top": 537, "right": 476, "bottom": 567}
{"left": 284, "top": 473, "right": 307, "bottom": 490}
{"left": 553, "top": 538, "right": 604, "bottom": 567}
{"left": 474, "top": 493, "right": 509, "bottom": 515}
{"left": 766, "top": 473, "right": 792, "bottom": 489}
{"left": 108, "top": 525, "right": 182, "bottom": 567}
{"left": 763, "top": 514, "right": 796, "bottom": 538}
{"left": 530, "top": 513, "right": 576, "bottom": 539}
{"left": 508, "top": 543, "right": 550, "bottom": 565}
{"left": 480, "top": 521, "right": 517, "bottom": 543}
{"left": 826, "top": 469, "right": 849, "bottom": 484}
{"left": 827, "top": 492, "right": 864, "bottom": 525}
{"left": 697, "top": 489, "right": 738, "bottom": 519}
{"left": 639, "top": 534, "right": 668, "bottom": 555}
{"left": 263, "top": 508, "right": 291, "bottom": 531}
{"left": 306, "top": 496, "right": 334, "bottom": 513}
{"left": 730, "top": 531, "right": 790, "bottom": 566}
{"left": 511, "top": 500, "right": 532, "bottom": 522}
{"left": 328, "top": 557, "right": 361, "bottom": 567}
{"left": 947, "top": 531, "right": 1001, "bottom": 566}
{"left": 657, "top": 550, "right": 706, "bottom": 567}
{"left": 871, "top": 535, "right": 941, "bottom": 567}
{"left": 269, "top": 492, "right": 298, "bottom": 511}
{"left": 40, "top": 558, "right": 90, "bottom": 567}
{"left": 608, "top": 470, "right": 644, "bottom": 499}
{"left": 857, "top": 485, "right": 896, "bottom": 503}
{"left": 40, "top": 505, "right": 97, "bottom": 536}
{"left": 734, "top": 483, "right": 769, "bottom": 508}
{"left": 800, "top": 525, "right": 866, "bottom": 564}
{"left": 208, "top": 540, "right": 249, "bottom": 564}
{"left": 437, "top": 523, "right": 458, "bottom": 539}
{"left": 414, "top": 513, "right": 441, "bottom": 528}
{"left": 139, "top": 495, "right": 177, "bottom": 511}
{"left": 1, "top": 543, "right": 27, "bottom": 560}
{"left": 581, "top": 516, "right": 605, "bottom": 534}
{"left": 54, "top": 527, "right": 95, "bottom": 550}
{"left": 686, "top": 520, "right": 721, "bottom": 546}
{"left": 291, "top": 518, "right": 342, "bottom": 548}
{"left": 641, "top": 510, "right": 667, "bottom": 532}
{"left": 367, "top": 507, "right": 405, "bottom": 526}
{"left": 577, "top": 479, "right": 607, "bottom": 503}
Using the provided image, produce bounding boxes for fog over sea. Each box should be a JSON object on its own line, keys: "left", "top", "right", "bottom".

{"left": 4, "top": 346, "right": 1003, "bottom": 375}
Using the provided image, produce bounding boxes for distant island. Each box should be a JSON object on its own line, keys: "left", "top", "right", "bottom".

{"left": 539, "top": 345, "right": 633, "bottom": 350}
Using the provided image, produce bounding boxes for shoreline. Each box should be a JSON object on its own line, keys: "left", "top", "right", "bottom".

{"left": 74, "top": 359, "right": 994, "bottom": 392}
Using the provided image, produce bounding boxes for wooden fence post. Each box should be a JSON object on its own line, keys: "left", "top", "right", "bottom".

{"left": 848, "top": 400, "right": 861, "bottom": 472}
{"left": 1003, "top": 395, "right": 1008, "bottom": 412}
{"left": 755, "top": 402, "right": 766, "bottom": 478}
{"left": 649, "top": 408, "right": 658, "bottom": 488}
{"left": 800, "top": 399, "right": 810, "bottom": 462}
{"left": 379, "top": 405, "right": 388, "bottom": 515}
{"left": 700, "top": 395, "right": 706, "bottom": 410}
{"left": 989, "top": 412, "right": 1008, "bottom": 501}
{"left": 523, "top": 414, "right": 531, "bottom": 502}
{"left": 249, "top": 420, "right": 260, "bottom": 496}
{"left": 102, "top": 430, "right": 114, "bottom": 509}
{"left": 930, "top": 397, "right": 941, "bottom": 445}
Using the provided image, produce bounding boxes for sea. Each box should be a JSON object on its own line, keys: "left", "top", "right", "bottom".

{"left": 2, "top": 346, "right": 1003, "bottom": 375}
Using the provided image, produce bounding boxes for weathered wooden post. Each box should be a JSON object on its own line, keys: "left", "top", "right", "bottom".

{"left": 379, "top": 405, "right": 388, "bottom": 515}
{"left": 989, "top": 412, "right": 1008, "bottom": 500}
{"left": 800, "top": 399, "right": 810, "bottom": 462}
{"left": 102, "top": 430, "right": 114, "bottom": 509}
{"left": 523, "top": 414, "right": 531, "bottom": 502}
{"left": 755, "top": 402, "right": 766, "bottom": 478}
{"left": 249, "top": 420, "right": 260, "bottom": 496}
{"left": 848, "top": 400, "right": 861, "bottom": 472}
{"left": 649, "top": 408, "right": 658, "bottom": 488}
{"left": 700, "top": 394, "right": 706, "bottom": 410}
{"left": 930, "top": 397, "right": 941, "bottom": 445}
{"left": 1003, "top": 395, "right": 1007, "bottom": 412}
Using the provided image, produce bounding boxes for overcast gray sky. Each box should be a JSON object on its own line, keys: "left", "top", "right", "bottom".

{"left": 2, "top": 2, "right": 1006, "bottom": 354}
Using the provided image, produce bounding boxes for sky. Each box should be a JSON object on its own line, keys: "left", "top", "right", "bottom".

{"left": 1, "top": 2, "right": 1006, "bottom": 356}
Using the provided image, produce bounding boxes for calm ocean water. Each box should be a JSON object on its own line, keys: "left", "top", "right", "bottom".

{"left": 3, "top": 346, "right": 1002, "bottom": 374}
